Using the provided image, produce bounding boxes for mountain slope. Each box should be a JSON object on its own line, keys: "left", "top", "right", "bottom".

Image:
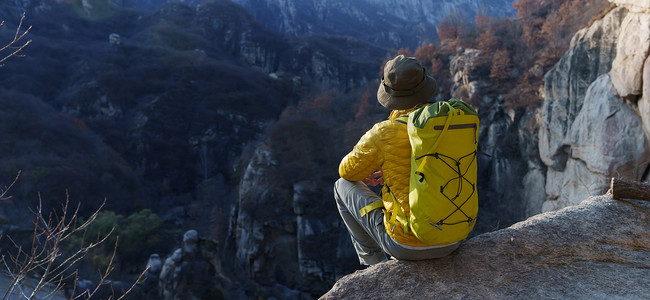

{"left": 0, "top": 2, "right": 389, "bottom": 296}
{"left": 230, "top": 0, "right": 514, "bottom": 49}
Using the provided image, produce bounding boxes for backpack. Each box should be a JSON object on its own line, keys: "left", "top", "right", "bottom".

{"left": 404, "top": 99, "right": 479, "bottom": 245}
{"left": 368, "top": 99, "right": 479, "bottom": 245}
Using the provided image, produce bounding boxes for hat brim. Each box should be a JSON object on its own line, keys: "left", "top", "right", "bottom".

{"left": 377, "top": 75, "right": 437, "bottom": 110}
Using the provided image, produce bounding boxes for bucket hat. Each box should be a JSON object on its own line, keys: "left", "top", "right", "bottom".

{"left": 377, "top": 55, "right": 437, "bottom": 110}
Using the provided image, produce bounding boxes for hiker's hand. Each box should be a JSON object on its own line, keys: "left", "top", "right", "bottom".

{"left": 363, "top": 170, "right": 384, "bottom": 186}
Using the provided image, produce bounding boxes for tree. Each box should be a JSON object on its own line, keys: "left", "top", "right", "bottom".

{"left": 0, "top": 181, "right": 145, "bottom": 299}
{"left": 477, "top": 28, "right": 499, "bottom": 54}
{"left": 68, "top": 209, "right": 163, "bottom": 273}
{"left": 490, "top": 49, "right": 512, "bottom": 81}
{"left": 397, "top": 48, "right": 413, "bottom": 57}
{"left": 437, "top": 9, "right": 476, "bottom": 50}
{"left": 512, "top": 0, "right": 540, "bottom": 20}
{"left": 429, "top": 57, "right": 444, "bottom": 77}
{"left": 414, "top": 43, "right": 438, "bottom": 67}
{"left": 437, "top": 14, "right": 462, "bottom": 42}
{"left": 475, "top": 14, "right": 492, "bottom": 29}
{"left": 0, "top": 13, "right": 31, "bottom": 67}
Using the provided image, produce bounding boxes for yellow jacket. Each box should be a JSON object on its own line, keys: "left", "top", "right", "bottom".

{"left": 339, "top": 109, "right": 431, "bottom": 247}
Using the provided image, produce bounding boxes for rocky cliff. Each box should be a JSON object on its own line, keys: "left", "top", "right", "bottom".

{"left": 538, "top": 0, "right": 650, "bottom": 212}
{"left": 322, "top": 194, "right": 650, "bottom": 299}
{"left": 0, "top": 1, "right": 387, "bottom": 298}
{"left": 446, "top": 47, "right": 535, "bottom": 229}
{"left": 323, "top": 1, "right": 650, "bottom": 297}
{"left": 3, "top": 0, "right": 650, "bottom": 299}
{"left": 229, "top": 0, "right": 514, "bottom": 49}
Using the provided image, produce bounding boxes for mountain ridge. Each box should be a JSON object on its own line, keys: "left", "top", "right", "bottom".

{"left": 229, "top": 0, "right": 515, "bottom": 48}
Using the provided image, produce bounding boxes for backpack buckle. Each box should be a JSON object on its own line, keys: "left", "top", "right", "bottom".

{"left": 429, "top": 222, "right": 443, "bottom": 231}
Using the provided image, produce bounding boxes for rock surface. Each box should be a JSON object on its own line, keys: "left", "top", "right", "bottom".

{"left": 157, "top": 230, "right": 223, "bottom": 300}
{"left": 610, "top": 8, "right": 650, "bottom": 98}
{"left": 640, "top": 56, "right": 650, "bottom": 144}
{"left": 611, "top": 0, "right": 650, "bottom": 13}
{"left": 229, "top": 0, "right": 513, "bottom": 48}
{"left": 539, "top": 6, "right": 625, "bottom": 172}
{"left": 227, "top": 144, "right": 355, "bottom": 298}
{"left": 542, "top": 74, "right": 650, "bottom": 211}
{"left": 539, "top": 3, "right": 650, "bottom": 210}
{"left": 322, "top": 194, "right": 650, "bottom": 299}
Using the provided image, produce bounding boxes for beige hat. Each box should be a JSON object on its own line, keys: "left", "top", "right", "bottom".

{"left": 377, "top": 55, "right": 437, "bottom": 110}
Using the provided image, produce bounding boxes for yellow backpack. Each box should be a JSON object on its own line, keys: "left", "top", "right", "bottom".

{"left": 398, "top": 99, "right": 479, "bottom": 245}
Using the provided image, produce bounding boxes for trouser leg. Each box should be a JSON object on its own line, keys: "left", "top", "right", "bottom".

{"left": 334, "top": 178, "right": 387, "bottom": 265}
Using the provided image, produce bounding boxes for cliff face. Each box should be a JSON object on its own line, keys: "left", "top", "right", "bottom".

{"left": 0, "top": 2, "right": 386, "bottom": 297}
{"left": 323, "top": 194, "right": 650, "bottom": 299}
{"left": 325, "top": 1, "right": 650, "bottom": 297}
{"left": 538, "top": 1, "right": 650, "bottom": 211}
{"left": 363, "top": 0, "right": 513, "bottom": 24}
{"left": 229, "top": 0, "right": 514, "bottom": 49}
{"left": 228, "top": 146, "right": 353, "bottom": 297}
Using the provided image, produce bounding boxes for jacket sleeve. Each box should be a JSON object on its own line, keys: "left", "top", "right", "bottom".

{"left": 339, "top": 123, "right": 384, "bottom": 181}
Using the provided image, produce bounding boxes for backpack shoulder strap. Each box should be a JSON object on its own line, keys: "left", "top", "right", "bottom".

{"left": 411, "top": 102, "right": 456, "bottom": 182}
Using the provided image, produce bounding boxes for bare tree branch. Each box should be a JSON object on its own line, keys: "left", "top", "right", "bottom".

{"left": 1, "top": 182, "right": 141, "bottom": 300}
{"left": 0, "top": 12, "right": 32, "bottom": 67}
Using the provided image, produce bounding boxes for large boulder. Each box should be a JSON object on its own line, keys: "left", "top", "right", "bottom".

{"left": 157, "top": 230, "right": 223, "bottom": 300}
{"left": 539, "top": 4, "right": 650, "bottom": 210}
{"left": 609, "top": 8, "right": 650, "bottom": 98}
{"left": 539, "top": 6, "right": 626, "bottom": 171}
{"left": 542, "top": 74, "right": 649, "bottom": 211}
{"left": 322, "top": 194, "right": 650, "bottom": 299}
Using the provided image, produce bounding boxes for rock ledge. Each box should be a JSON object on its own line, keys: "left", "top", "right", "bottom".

{"left": 322, "top": 194, "right": 650, "bottom": 299}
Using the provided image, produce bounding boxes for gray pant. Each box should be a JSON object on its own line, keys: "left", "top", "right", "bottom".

{"left": 334, "top": 178, "right": 460, "bottom": 265}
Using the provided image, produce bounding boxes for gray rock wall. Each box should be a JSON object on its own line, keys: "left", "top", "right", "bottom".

{"left": 538, "top": 2, "right": 650, "bottom": 211}
{"left": 229, "top": 0, "right": 514, "bottom": 48}
{"left": 363, "top": 0, "right": 514, "bottom": 24}
{"left": 227, "top": 145, "right": 355, "bottom": 298}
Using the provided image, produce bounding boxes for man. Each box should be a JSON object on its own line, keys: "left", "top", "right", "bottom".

{"left": 334, "top": 55, "right": 460, "bottom": 265}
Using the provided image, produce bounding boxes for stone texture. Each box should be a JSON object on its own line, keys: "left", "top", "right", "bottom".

{"left": 538, "top": 5, "right": 650, "bottom": 210}
{"left": 542, "top": 74, "right": 649, "bottom": 210}
{"left": 610, "top": 11, "right": 650, "bottom": 98}
{"left": 543, "top": 159, "right": 605, "bottom": 212}
{"left": 322, "top": 195, "right": 650, "bottom": 299}
{"left": 158, "top": 230, "right": 222, "bottom": 300}
{"left": 610, "top": 0, "right": 650, "bottom": 13}
{"left": 539, "top": 7, "right": 627, "bottom": 170}
{"left": 568, "top": 74, "right": 649, "bottom": 178}
{"left": 519, "top": 108, "right": 547, "bottom": 218}
{"left": 638, "top": 55, "right": 650, "bottom": 140}
{"left": 228, "top": 146, "right": 353, "bottom": 298}
{"left": 522, "top": 168, "right": 546, "bottom": 217}
{"left": 474, "top": 104, "right": 529, "bottom": 229}
{"left": 450, "top": 48, "right": 482, "bottom": 101}
{"left": 229, "top": 0, "right": 513, "bottom": 48}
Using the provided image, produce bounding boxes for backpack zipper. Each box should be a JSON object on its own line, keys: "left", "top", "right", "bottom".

{"left": 433, "top": 123, "right": 477, "bottom": 144}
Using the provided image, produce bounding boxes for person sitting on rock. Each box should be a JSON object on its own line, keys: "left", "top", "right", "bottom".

{"left": 334, "top": 55, "right": 461, "bottom": 265}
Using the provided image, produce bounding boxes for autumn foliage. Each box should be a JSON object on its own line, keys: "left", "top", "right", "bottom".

{"left": 399, "top": 0, "right": 611, "bottom": 109}
{"left": 490, "top": 49, "right": 512, "bottom": 81}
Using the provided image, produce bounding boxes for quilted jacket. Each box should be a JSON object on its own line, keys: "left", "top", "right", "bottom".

{"left": 339, "top": 109, "right": 432, "bottom": 246}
